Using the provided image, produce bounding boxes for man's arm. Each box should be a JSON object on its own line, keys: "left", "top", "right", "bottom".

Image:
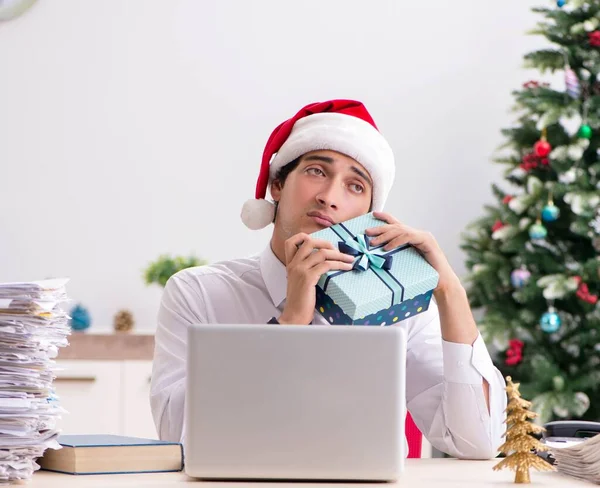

{"left": 434, "top": 277, "right": 490, "bottom": 411}
{"left": 150, "top": 274, "right": 206, "bottom": 444}
{"left": 404, "top": 303, "right": 507, "bottom": 460}
{"left": 366, "top": 212, "right": 507, "bottom": 459}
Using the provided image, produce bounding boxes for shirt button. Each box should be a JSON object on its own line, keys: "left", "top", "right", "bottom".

{"left": 457, "top": 360, "right": 464, "bottom": 368}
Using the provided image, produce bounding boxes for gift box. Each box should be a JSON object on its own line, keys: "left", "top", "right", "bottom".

{"left": 310, "top": 212, "right": 439, "bottom": 325}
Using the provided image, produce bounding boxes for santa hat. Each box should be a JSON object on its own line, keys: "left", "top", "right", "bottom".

{"left": 241, "top": 99, "right": 395, "bottom": 230}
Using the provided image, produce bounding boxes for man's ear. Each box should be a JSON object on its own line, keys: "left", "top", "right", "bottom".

{"left": 271, "top": 179, "right": 282, "bottom": 202}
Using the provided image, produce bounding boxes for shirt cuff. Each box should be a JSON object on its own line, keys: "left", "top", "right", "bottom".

{"left": 442, "top": 333, "right": 496, "bottom": 385}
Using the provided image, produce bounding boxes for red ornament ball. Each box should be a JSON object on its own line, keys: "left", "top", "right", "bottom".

{"left": 589, "top": 31, "right": 600, "bottom": 47}
{"left": 534, "top": 140, "right": 552, "bottom": 157}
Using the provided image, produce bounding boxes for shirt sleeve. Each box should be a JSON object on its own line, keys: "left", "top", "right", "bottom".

{"left": 405, "top": 302, "right": 507, "bottom": 459}
{"left": 149, "top": 273, "right": 207, "bottom": 444}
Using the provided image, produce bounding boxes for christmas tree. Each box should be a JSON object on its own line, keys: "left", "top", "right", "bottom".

{"left": 493, "top": 377, "right": 555, "bottom": 484}
{"left": 461, "top": 0, "right": 600, "bottom": 425}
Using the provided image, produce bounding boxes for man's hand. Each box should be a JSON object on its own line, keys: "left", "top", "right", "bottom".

{"left": 366, "top": 213, "right": 490, "bottom": 411}
{"left": 279, "top": 233, "right": 355, "bottom": 325}
{"left": 365, "top": 211, "right": 461, "bottom": 294}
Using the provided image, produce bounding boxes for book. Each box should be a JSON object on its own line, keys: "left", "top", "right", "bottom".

{"left": 38, "top": 434, "right": 183, "bottom": 475}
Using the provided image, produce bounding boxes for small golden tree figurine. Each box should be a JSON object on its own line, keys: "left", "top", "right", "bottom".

{"left": 493, "top": 376, "right": 555, "bottom": 483}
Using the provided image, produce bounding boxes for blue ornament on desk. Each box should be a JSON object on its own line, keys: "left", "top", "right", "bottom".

{"left": 69, "top": 304, "right": 91, "bottom": 331}
{"left": 541, "top": 204, "right": 560, "bottom": 222}
{"left": 529, "top": 222, "right": 548, "bottom": 240}
{"left": 540, "top": 308, "right": 561, "bottom": 333}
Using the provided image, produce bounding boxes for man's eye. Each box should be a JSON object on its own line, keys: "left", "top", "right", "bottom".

{"left": 306, "top": 168, "right": 325, "bottom": 176}
{"left": 350, "top": 184, "right": 364, "bottom": 194}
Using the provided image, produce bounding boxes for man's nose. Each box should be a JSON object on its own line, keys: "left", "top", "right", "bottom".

{"left": 316, "top": 183, "right": 341, "bottom": 209}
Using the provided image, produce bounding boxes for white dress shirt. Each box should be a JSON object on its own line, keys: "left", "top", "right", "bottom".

{"left": 150, "top": 245, "right": 507, "bottom": 459}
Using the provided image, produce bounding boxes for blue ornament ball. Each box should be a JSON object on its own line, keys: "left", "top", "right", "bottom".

{"left": 529, "top": 222, "right": 548, "bottom": 240}
{"left": 541, "top": 204, "right": 560, "bottom": 222}
{"left": 511, "top": 268, "right": 531, "bottom": 288}
{"left": 70, "top": 304, "right": 91, "bottom": 331}
{"left": 540, "top": 310, "right": 561, "bottom": 333}
{"left": 557, "top": 0, "right": 566, "bottom": 6}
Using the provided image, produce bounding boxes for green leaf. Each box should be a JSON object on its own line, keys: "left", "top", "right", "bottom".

{"left": 143, "top": 254, "right": 208, "bottom": 287}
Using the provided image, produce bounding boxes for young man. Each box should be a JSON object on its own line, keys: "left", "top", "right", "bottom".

{"left": 150, "top": 99, "right": 507, "bottom": 459}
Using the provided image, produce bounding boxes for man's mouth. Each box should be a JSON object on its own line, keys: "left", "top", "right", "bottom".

{"left": 307, "top": 211, "right": 334, "bottom": 227}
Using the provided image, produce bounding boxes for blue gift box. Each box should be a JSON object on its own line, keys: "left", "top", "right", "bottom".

{"left": 310, "top": 212, "right": 439, "bottom": 325}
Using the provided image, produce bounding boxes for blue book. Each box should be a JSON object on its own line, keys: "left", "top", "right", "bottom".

{"left": 38, "top": 434, "right": 183, "bottom": 475}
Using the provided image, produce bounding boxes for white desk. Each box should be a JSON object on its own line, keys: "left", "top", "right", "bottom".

{"left": 30, "top": 459, "right": 592, "bottom": 487}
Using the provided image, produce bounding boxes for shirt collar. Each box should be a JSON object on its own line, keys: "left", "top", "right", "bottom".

{"left": 259, "top": 243, "right": 287, "bottom": 308}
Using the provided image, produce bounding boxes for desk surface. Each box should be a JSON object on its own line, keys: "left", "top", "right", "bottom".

{"left": 30, "top": 459, "right": 591, "bottom": 487}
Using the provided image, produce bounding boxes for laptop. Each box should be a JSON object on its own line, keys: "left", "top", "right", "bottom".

{"left": 184, "top": 323, "right": 407, "bottom": 481}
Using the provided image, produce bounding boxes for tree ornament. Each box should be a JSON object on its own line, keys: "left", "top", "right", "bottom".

{"left": 493, "top": 376, "right": 555, "bottom": 483}
{"left": 511, "top": 268, "right": 531, "bottom": 288}
{"left": 540, "top": 306, "right": 561, "bottom": 333}
{"left": 578, "top": 100, "right": 592, "bottom": 139}
{"left": 69, "top": 304, "right": 91, "bottom": 331}
{"left": 575, "top": 282, "right": 598, "bottom": 304}
{"left": 113, "top": 309, "right": 135, "bottom": 333}
{"left": 529, "top": 220, "right": 547, "bottom": 240}
{"left": 520, "top": 152, "right": 549, "bottom": 172}
{"left": 533, "top": 129, "right": 552, "bottom": 157}
{"left": 565, "top": 66, "right": 581, "bottom": 99}
{"left": 557, "top": 0, "right": 566, "bottom": 6}
{"left": 589, "top": 31, "right": 600, "bottom": 47}
{"left": 578, "top": 124, "right": 592, "bottom": 139}
{"left": 541, "top": 191, "right": 560, "bottom": 223}
{"left": 505, "top": 340, "right": 524, "bottom": 366}
{"left": 541, "top": 204, "right": 560, "bottom": 222}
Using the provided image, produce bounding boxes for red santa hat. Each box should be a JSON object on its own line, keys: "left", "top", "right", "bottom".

{"left": 241, "top": 99, "right": 395, "bottom": 230}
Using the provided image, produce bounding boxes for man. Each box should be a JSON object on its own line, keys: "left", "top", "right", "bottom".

{"left": 150, "top": 99, "right": 507, "bottom": 459}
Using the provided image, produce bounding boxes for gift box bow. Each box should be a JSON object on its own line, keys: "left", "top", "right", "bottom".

{"left": 323, "top": 222, "right": 408, "bottom": 306}
{"left": 338, "top": 234, "right": 392, "bottom": 271}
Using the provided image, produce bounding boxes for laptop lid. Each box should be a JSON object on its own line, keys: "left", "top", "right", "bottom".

{"left": 185, "top": 323, "right": 407, "bottom": 481}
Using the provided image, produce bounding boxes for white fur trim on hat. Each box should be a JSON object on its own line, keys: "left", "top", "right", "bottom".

{"left": 241, "top": 198, "right": 276, "bottom": 230}
{"left": 270, "top": 112, "right": 395, "bottom": 213}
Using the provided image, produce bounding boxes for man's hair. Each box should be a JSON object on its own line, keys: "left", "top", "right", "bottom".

{"left": 273, "top": 156, "right": 302, "bottom": 187}
{"left": 271, "top": 156, "right": 302, "bottom": 222}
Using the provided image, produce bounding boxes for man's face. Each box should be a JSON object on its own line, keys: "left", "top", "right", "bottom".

{"left": 271, "top": 150, "right": 373, "bottom": 237}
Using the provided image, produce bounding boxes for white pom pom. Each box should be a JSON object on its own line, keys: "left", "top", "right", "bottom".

{"left": 240, "top": 199, "right": 276, "bottom": 230}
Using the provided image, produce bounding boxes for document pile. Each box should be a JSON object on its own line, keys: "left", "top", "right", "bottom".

{"left": 0, "top": 279, "right": 70, "bottom": 483}
{"left": 549, "top": 434, "right": 600, "bottom": 484}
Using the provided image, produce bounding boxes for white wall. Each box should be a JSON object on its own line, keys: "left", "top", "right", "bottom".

{"left": 0, "top": 0, "right": 548, "bottom": 331}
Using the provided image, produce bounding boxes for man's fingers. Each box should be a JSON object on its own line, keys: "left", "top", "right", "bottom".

{"left": 365, "top": 223, "right": 401, "bottom": 237}
{"left": 284, "top": 233, "right": 309, "bottom": 264}
{"left": 312, "top": 260, "right": 354, "bottom": 280}
{"left": 372, "top": 211, "right": 400, "bottom": 225}
{"left": 289, "top": 236, "right": 336, "bottom": 264}
{"left": 303, "top": 249, "right": 355, "bottom": 269}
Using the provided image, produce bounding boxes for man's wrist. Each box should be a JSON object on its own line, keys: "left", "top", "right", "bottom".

{"left": 278, "top": 312, "right": 311, "bottom": 325}
{"left": 433, "top": 272, "right": 465, "bottom": 301}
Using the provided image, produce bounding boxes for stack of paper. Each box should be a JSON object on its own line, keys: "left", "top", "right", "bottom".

{"left": 0, "top": 279, "right": 71, "bottom": 483}
{"left": 550, "top": 434, "right": 600, "bottom": 484}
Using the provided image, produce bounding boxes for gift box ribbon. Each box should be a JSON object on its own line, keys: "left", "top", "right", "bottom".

{"left": 338, "top": 234, "right": 392, "bottom": 271}
{"left": 323, "top": 222, "right": 408, "bottom": 306}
